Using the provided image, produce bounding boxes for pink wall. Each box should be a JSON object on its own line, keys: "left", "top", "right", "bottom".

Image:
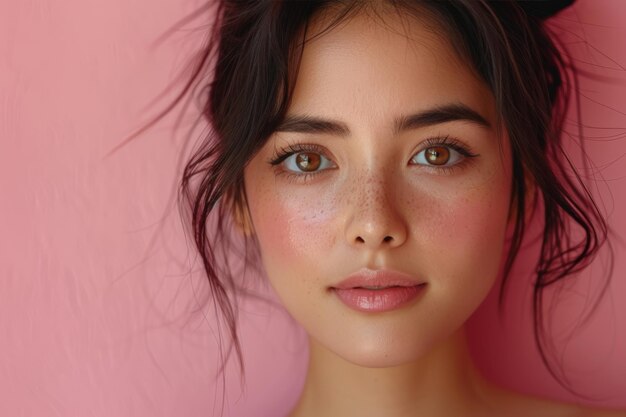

{"left": 1, "top": 1, "right": 624, "bottom": 416}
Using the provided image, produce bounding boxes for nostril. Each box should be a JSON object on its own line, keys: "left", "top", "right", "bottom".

{"left": 355, "top": 235, "right": 395, "bottom": 244}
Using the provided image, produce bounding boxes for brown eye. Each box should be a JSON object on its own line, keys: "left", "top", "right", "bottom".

{"left": 295, "top": 152, "right": 321, "bottom": 171}
{"left": 410, "top": 139, "right": 472, "bottom": 169}
{"left": 424, "top": 146, "right": 450, "bottom": 165}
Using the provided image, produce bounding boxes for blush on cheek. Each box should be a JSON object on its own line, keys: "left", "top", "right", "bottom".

{"left": 435, "top": 195, "right": 511, "bottom": 287}
{"left": 456, "top": 202, "right": 507, "bottom": 243}
{"left": 253, "top": 192, "right": 339, "bottom": 263}
{"left": 412, "top": 182, "right": 510, "bottom": 265}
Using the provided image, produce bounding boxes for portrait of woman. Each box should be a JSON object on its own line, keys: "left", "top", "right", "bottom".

{"left": 1, "top": 0, "right": 625, "bottom": 416}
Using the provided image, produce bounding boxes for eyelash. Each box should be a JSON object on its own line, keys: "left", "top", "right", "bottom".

{"left": 268, "top": 143, "right": 328, "bottom": 184}
{"left": 416, "top": 135, "right": 479, "bottom": 174}
{"left": 266, "top": 135, "right": 479, "bottom": 184}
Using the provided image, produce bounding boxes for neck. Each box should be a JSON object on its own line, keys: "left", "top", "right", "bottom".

{"left": 289, "top": 326, "right": 497, "bottom": 417}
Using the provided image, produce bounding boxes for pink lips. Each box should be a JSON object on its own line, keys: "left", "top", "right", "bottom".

{"left": 331, "top": 268, "right": 427, "bottom": 313}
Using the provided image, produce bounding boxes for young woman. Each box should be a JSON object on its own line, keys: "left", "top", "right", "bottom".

{"left": 166, "top": 1, "right": 625, "bottom": 416}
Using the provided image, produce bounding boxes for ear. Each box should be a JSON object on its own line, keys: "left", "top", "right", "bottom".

{"left": 227, "top": 189, "right": 255, "bottom": 237}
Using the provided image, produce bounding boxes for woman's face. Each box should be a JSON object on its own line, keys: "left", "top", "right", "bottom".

{"left": 243, "top": 10, "right": 513, "bottom": 367}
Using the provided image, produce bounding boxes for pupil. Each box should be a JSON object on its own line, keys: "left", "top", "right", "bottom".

{"left": 296, "top": 153, "right": 321, "bottom": 171}
{"left": 426, "top": 147, "right": 449, "bottom": 165}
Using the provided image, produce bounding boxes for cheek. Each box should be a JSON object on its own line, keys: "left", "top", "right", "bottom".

{"left": 434, "top": 190, "right": 509, "bottom": 251}
{"left": 415, "top": 154, "right": 512, "bottom": 258}
{"left": 245, "top": 180, "right": 348, "bottom": 328}
{"left": 413, "top": 175, "right": 512, "bottom": 309}
{"left": 245, "top": 175, "right": 341, "bottom": 283}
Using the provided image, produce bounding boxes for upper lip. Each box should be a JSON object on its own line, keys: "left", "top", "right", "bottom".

{"left": 332, "top": 268, "right": 426, "bottom": 289}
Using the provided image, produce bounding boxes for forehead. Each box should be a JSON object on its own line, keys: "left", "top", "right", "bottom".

{"left": 288, "top": 8, "right": 496, "bottom": 130}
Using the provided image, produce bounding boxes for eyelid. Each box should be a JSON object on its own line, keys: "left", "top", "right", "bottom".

{"left": 416, "top": 135, "right": 476, "bottom": 157}
{"left": 410, "top": 135, "right": 478, "bottom": 166}
{"left": 267, "top": 143, "right": 337, "bottom": 184}
{"left": 268, "top": 143, "right": 333, "bottom": 167}
{"left": 267, "top": 135, "right": 479, "bottom": 183}
{"left": 267, "top": 136, "right": 475, "bottom": 165}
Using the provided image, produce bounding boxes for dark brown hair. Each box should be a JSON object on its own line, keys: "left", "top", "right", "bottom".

{"left": 123, "top": 0, "right": 613, "bottom": 404}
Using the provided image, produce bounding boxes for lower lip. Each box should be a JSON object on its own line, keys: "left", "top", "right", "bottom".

{"left": 332, "top": 284, "right": 427, "bottom": 313}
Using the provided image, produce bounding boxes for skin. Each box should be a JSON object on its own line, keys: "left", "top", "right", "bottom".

{"left": 237, "top": 7, "right": 626, "bottom": 417}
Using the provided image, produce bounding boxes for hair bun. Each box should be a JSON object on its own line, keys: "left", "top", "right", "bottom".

{"left": 517, "top": 0, "right": 576, "bottom": 19}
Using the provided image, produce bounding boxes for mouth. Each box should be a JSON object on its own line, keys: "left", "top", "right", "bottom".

{"left": 331, "top": 268, "right": 425, "bottom": 290}
{"left": 329, "top": 268, "right": 427, "bottom": 313}
{"left": 360, "top": 286, "right": 389, "bottom": 290}
{"left": 351, "top": 285, "right": 416, "bottom": 290}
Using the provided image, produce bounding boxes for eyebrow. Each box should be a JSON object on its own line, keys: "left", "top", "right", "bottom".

{"left": 394, "top": 103, "right": 491, "bottom": 133}
{"left": 274, "top": 103, "right": 491, "bottom": 136}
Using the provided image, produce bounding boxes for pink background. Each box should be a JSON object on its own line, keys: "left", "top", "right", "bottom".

{"left": 1, "top": 1, "right": 625, "bottom": 416}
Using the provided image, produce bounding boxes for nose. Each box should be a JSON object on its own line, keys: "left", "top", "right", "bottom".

{"left": 344, "top": 174, "right": 408, "bottom": 250}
